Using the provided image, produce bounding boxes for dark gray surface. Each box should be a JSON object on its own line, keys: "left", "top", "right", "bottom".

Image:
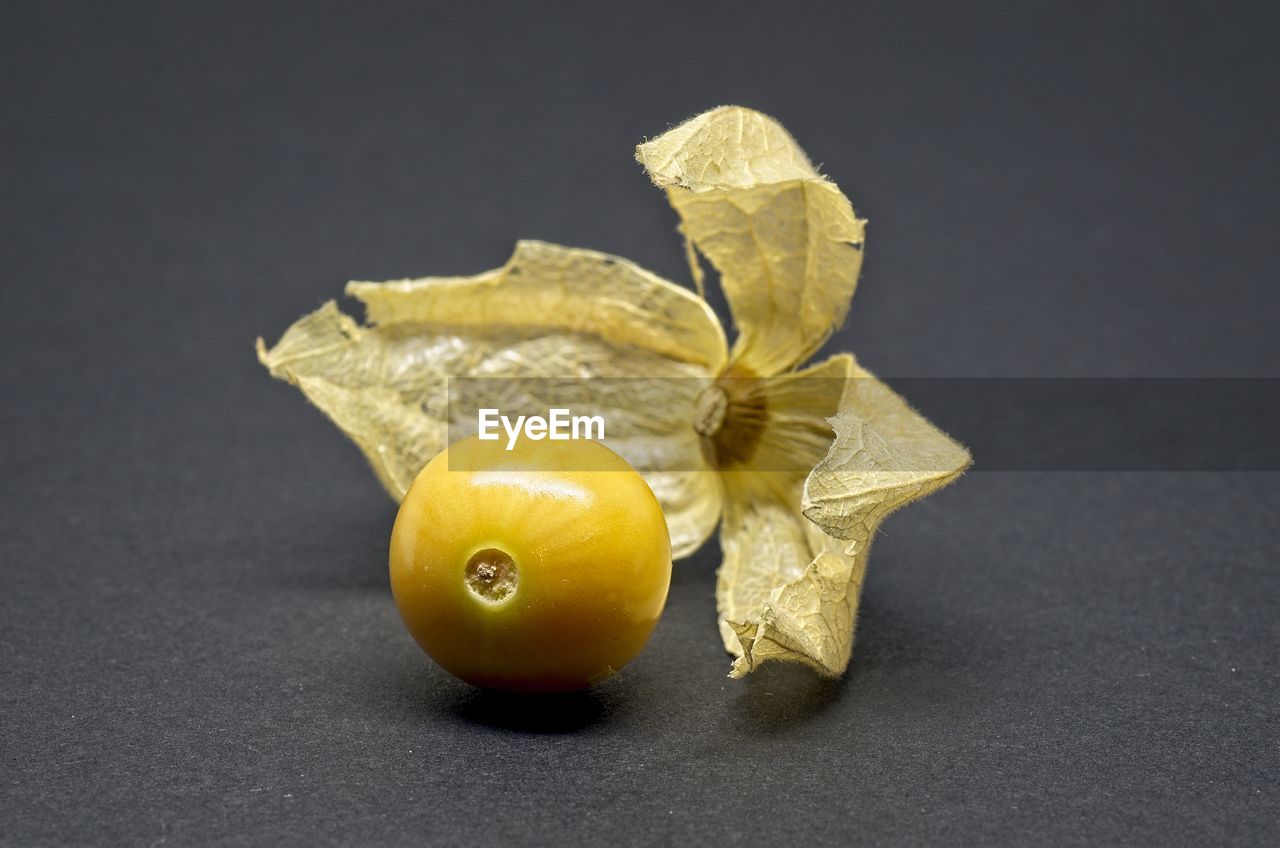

{"left": 3, "top": 2, "right": 1278, "bottom": 845}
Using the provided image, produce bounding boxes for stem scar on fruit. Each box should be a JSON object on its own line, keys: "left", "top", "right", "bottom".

{"left": 463, "top": 548, "right": 518, "bottom": 604}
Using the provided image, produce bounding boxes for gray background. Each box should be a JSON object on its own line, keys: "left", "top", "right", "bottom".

{"left": 3, "top": 1, "right": 1277, "bottom": 845}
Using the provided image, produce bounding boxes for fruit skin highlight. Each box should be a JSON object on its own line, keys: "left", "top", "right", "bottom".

{"left": 389, "top": 436, "right": 672, "bottom": 693}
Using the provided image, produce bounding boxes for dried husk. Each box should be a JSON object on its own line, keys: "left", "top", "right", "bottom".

{"left": 259, "top": 106, "right": 970, "bottom": 678}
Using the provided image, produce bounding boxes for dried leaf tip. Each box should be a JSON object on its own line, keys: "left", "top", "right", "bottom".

{"left": 636, "top": 105, "right": 820, "bottom": 191}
